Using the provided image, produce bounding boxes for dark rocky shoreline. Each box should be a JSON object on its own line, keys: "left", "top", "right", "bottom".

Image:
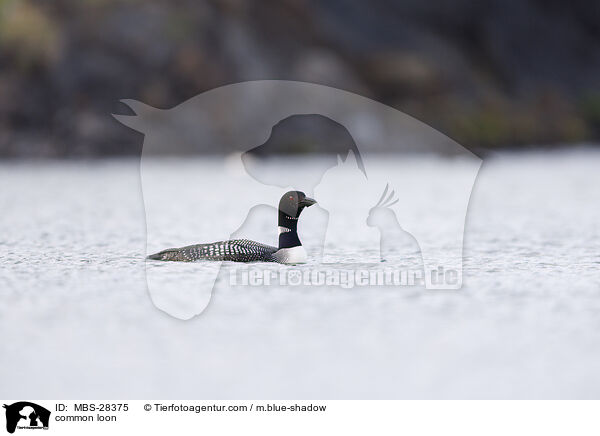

{"left": 1, "top": 0, "right": 599, "bottom": 157}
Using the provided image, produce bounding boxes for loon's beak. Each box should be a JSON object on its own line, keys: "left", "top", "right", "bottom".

{"left": 301, "top": 197, "right": 317, "bottom": 207}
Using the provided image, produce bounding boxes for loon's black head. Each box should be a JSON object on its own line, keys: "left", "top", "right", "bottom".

{"left": 278, "top": 191, "right": 316, "bottom": 250}
{"left": 279, "top": 191, "right": 317, "bottom": 219}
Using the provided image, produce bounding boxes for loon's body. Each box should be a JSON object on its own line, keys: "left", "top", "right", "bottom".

{"left": 147, "top": 191, "right": 316, "bottom": 264}
{"left": 147, "top": 239, "right": 278, "bottom": 262}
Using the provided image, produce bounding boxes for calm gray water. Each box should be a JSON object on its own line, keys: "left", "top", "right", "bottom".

{"left": 1, "top": 150, "right": 600, "bottom": 399}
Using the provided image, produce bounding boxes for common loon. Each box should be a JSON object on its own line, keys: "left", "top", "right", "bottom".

{"left": 147, "top": 191, "right": 317, "bottom": 264}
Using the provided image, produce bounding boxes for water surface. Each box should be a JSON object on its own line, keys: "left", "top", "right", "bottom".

{"left": 1, "top": 150, "right": 599, "bottom": 398}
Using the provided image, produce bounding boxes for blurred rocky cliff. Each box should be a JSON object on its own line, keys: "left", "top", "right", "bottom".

{"left": 1, "top": 0, "right": 599, "bottom": 157}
